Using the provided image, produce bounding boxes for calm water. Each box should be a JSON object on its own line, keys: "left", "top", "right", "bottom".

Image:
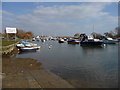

{"left": 16, "top": 40, "right": 118, "bottom": 88}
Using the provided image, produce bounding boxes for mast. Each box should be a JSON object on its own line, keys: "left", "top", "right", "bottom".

{"left": 93, "top": 24, "right": 94, "bottom": 33}
{"left": 93, "top": 24, "right": 96, "bottom": 38}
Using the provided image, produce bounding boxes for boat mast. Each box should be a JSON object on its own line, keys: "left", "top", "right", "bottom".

{"left": 93, "top": 24, "right": 96, "bottom": 38}
{"left": 93, "top": 24, "right": 94, "bottom": 33}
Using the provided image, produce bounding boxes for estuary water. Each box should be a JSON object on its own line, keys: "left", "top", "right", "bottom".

{"left": 16, "top": 40, "right": 118, "bottom": 88}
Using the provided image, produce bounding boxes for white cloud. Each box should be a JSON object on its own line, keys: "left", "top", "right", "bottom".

{"left": 2, "top": 0, "right": 119, "bottom": 2}
{"left": 32, "top": 3, "right": 109, "bottom": 20}
{"left": 1, "top": 10, "right": 14, "bottom": 16}
{"left": 2, "top": 3, "right": 118, "bottom": 36}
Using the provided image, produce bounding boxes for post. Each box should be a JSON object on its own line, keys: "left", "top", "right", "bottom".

{"left": 7, "top": 33, "right": 9, "bottom": 41}
{"left": 15, "top": 33, "right": 16, "bottom": 41}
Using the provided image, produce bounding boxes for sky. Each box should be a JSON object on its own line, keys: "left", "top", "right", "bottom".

{"left": 1, "top": 2, "right": 118, "bottom": 36}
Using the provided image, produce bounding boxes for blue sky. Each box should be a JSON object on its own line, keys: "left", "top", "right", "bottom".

{"left": 2, "top": 2, "right": 118, "bottom": 36}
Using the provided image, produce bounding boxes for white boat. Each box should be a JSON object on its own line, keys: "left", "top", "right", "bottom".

{"left": 32, "top": 38, "right": 36, "bottom": 41}
{"left": 67, "top": 39, "right": 80, "bottom": 44}
{"left": 58, "top": 38, "right": 65, "bottom": 43}
{"left": 41, "top": 39, "right": 46, "bottom": 42}
{"left": 80, "top": 35, "right": 103, "bottom": 46}
{"left": 103, "top": 37, "right": 118, "bottom": 44}
{"left": 19, "top": 45, "right": 40, "bottom": 51}
{"left": 17, "top": 41, "right": 41, "bottom": 51}
{"left": 16, "top": 43, "right": 25, "bottom": 48}
{"left": 19, "top": 47, "right": 37, "bottom": 51}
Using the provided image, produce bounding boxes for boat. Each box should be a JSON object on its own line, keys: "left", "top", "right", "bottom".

{"left": 16, "top": 43, "right": 25, "bottom": 48}
{"left": 16, "top": 41, "right": 41, "bottom": 51}
{"left": 58, "top": 38, "right": 65, "bottom": 43}
{"left": 19, "top": 45, "right": 40, "bottom": 51}
{"left": 103, "top": 37, "right": 118, "bottom": 44}
{"left": 63, "top": 38, "right": 68, "bottom": 41}
{"left": 41, "top": 39, "right": 46, "bottom": 42}
{"left": 19, "top": 47, "right": 37, "bottom": 51}
{"left": 32, "top": 37, "right": 36, "bottom": 41}
{"left": 67, "top": 39, "right": 80, "bottom": 44}
{"left": 80, "top": 35, "right": 103, "bottom": 46}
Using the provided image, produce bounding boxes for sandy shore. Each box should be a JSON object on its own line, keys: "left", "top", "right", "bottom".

{"left": 2, "top": 57, "right": 74, "bottom": 88}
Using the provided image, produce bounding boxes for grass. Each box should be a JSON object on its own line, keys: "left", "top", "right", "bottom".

{"left": 1, "top": 39, "right": 19, "bottom": 46}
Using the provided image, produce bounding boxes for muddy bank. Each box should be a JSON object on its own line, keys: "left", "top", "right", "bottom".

{"left": 2, "top": 58, "right": 74, "bottom": 88}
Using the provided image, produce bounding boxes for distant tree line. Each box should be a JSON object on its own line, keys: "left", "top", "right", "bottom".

{"left": 74, "top": 27, "right": 120, "bottom": 39}
{"left": 2, "top": 29, "right": 34, "bottom": 39}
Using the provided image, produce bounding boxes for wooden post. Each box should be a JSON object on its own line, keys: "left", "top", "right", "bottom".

{"left": 7, "top": 33, "right": 9, "bottom": 41}
{"left": 15, "top": 33, "right": 16, "bottom": 41}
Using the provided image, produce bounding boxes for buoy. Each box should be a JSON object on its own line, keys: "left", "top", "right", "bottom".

{"left": 48, "top": 46, "right": 51, "bottom": 49}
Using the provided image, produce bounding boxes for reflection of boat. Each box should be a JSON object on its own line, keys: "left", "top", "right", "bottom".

{"left": 103, "top": 38, "right": 118, "bottom": 44}
{"left": 80, "top": 41, "right": 103, "bottom": 46}
{"left": 80, "top": 35, "right": 103, "bottom": 46}
{"left": 67, "top": 39, "right": 80, "bottom": 44}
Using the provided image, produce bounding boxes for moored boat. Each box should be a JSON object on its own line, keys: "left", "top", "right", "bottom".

{"left": 19, "top": 47, "right": 37, "bottom": 51}
{"left": 16, "top": 41, "right": 41, "bottom": 51}
{"left": 41, "top": 39, "right": 46, "bottom": 42}
{"left": 103, "top": 38, "right": 118, "bottom": 44}
{"left": 32, "top": 37, "right": 36, "bottom": 41}
{"left": 80, "top": 35, "right": 103, "bottom": 46}
{"left": 67, "top": 39, "right": 80, "bottom": 44}
{"left": 58, "top": 38, "right": 65, "bottom": 43}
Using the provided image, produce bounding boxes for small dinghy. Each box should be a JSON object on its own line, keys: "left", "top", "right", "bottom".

{"left": 58, "top": 38, "right": 65, "bottom": 43}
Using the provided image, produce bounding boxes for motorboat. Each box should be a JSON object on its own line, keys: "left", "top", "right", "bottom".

{"left": 103, "top": 37, "right": 118, "bottom": 44}
{"left": 16, "top": 41, "right": 41, "bottom": 51}
{"left": 67, "top": 39, "right": 80, "bottom": 44}
{"left": 80, "top": 35, "right": 103, "bottom": 46}
{"left": 19, "top": 47, "right": 37, "bottom": 51}
{"left": 32, "top": 38, "right": 36, "bottom": 41}
{"left": 41, "top": 39, "right": 46, "bottom": 42}
{"left": 58, "top": 38, "right": 65, "bottom": 43}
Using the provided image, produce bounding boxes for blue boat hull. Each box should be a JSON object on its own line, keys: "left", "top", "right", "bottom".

{"left": 20, "top": 48, "right": 37, "bottom": 51}
{"left": 67, "top": 39, "right": 80, "bottom": 44}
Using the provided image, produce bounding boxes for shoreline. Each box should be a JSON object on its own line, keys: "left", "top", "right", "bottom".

{"left": 2, "top": 57, "right": 74, "bottom": 88}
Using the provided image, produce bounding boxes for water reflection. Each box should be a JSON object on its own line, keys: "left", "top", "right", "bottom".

{"left": 18, "top": 51, "right": 37, "bottom": 54}
{"left": 16, "top": 41, "right": 118, "bottom": 88}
